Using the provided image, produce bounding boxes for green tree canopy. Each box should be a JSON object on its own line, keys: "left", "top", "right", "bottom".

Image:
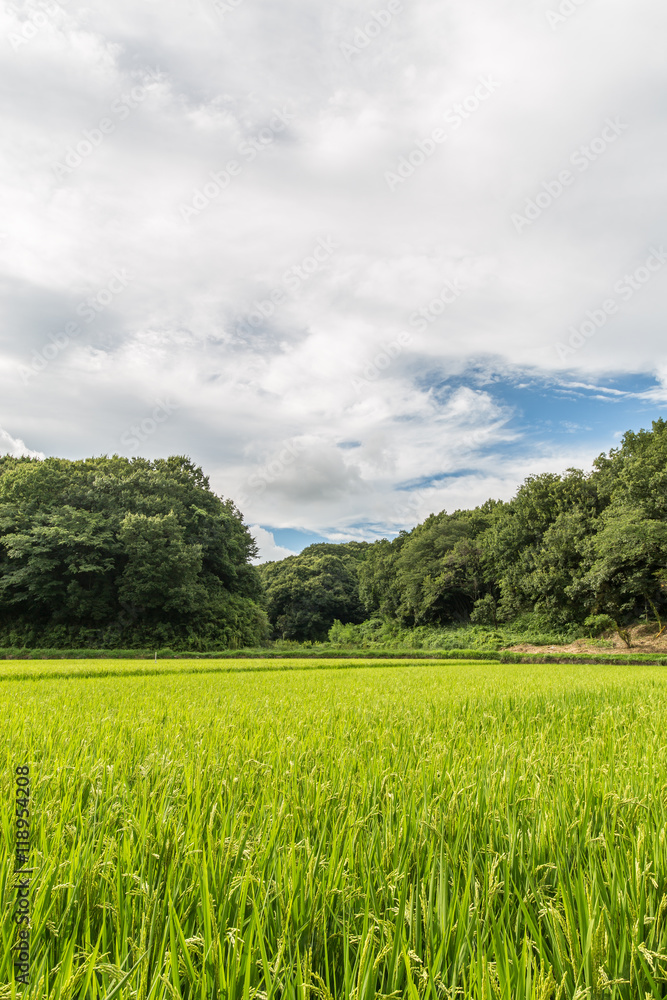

{"left": 343, "top": 420, "right": 667, "bottom": 633}
{"left": 259, "top": 542, "right": 369, "bottom": 641}
{"left": 0, "top": 454, "right": 267, "bottom": 649}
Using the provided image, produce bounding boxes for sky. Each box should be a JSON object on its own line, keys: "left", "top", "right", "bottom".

{"left": 1, "top": 0, "right": 666, "bottom": 562}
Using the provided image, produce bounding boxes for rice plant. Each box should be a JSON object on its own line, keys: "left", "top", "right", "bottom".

{"left": 1, "top": 658, "right": 666, "bottom": 998}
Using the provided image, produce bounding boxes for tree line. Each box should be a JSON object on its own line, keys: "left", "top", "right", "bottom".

{"left": 261, "top": 419, "right": 667, "bottom": 644}
{"left": 2, "top": 419, "right": 666, "bottom": 649}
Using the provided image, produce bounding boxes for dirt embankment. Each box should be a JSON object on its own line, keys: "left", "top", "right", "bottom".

{"left": 506, "top": 623, "right": 667, "bottom": 656}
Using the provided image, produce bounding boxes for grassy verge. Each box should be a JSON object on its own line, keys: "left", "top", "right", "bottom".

{"left": 3, "top": 646, "right": 667, "bottom": 666}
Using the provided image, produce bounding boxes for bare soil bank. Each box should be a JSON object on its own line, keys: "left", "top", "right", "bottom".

{"left": 508, "top": 623, "right": 667, "bottom": 656}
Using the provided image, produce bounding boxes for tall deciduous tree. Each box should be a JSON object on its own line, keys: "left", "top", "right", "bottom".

{"left": 259, "top": 542, "right": 369, "bottom": 640}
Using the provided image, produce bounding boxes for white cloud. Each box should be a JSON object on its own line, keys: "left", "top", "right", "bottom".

{"left": 0, "top": 0, "right": 666, "bottom": 539}
{"left": 0, "top": 426, "right": 44, "bottom": 459}
{"left": 248, "top": 525, "right": 295, "bottom": 564}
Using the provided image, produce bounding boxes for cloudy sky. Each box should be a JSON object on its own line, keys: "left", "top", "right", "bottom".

{"left": 1, "top": 0, "right": 666, "bottom": 561}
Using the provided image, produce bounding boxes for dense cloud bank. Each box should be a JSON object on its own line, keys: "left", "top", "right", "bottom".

{"left": 1, "top": 0, "right": 667, "bottom": 554}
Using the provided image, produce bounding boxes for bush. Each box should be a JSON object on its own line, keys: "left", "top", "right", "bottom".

{"left": 469, "top": 595, "right": 498, "bottom": 626}
{"left": 328, "top": 614, "right": 587, "bottom": 652}
{"left": 583, "top": 614, "right": 616, "bottom": 638}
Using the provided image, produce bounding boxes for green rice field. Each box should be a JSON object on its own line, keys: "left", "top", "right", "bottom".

{"left": 1, "top": 658, "right": 667, "bottom": 999}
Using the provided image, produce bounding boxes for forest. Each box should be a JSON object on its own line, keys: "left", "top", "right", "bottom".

{"left": 261, "top": 418, "right": 667, "bottom": 646}
{"left": 1, "top": 418, "right": 667, "bottom": 650}
{"left": 0, "top": 454, "right": 265, "bottom": 649}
